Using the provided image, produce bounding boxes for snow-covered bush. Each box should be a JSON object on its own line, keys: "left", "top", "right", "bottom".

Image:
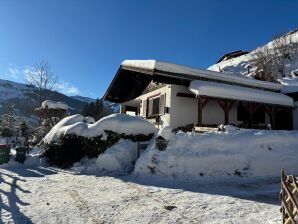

{"left": 42, "top": 113, "right": 156, "bottom": 144}
{"left": 1, "top": 127, "right": 13, "bottom": 137}
{"left": 42, "top": 131, "right": 153, "bottom": 168}
{"left": 40, "top": 114, "right": 156, "bottom": 168}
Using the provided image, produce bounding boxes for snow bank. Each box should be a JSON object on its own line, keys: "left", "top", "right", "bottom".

{"left": 43, "top": 114, "right": 156, "bottom": 143}
{"left": 134, "top": 128, "right": 298, "bottom": 178}
{"left": 84, "top": 116, "right": 95, "bottom": 124}
{"left": 157, "top": 126, "right": 174, "bottom": 141}
{"left": 0, "top": 149, "right": 44, "bottom": 168}
{"left": 96, "top": 140, "right": 137, "bottom": 172}
{"left": 41, "top": 100, "right": 68, "bottom": 110}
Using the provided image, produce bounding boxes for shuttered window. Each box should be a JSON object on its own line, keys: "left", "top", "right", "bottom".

{"left": 142, "top": 100, "right": 148, "bottom": 117}
{"left": 145, "top": 94, "right": 166, "bottom": 118}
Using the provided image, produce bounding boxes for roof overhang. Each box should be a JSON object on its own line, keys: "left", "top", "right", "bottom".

{"left": 103, "top": 60, "right": 283, "bottom": 103}
{"left": 189, "top": 80, "right": 294, "bottom": 107}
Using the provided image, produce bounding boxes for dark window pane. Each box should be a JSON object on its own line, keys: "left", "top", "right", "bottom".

{"left": 152, "top": 97, "right": 160, "bottom": 115}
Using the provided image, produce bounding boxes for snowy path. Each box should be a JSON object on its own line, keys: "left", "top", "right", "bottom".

{"left": 0, "top": 166, "right": 281, "bottom": 224}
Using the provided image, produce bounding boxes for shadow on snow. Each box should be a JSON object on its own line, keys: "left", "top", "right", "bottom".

{"left": 0, "top": 166, "right": 58, "bottom": 224}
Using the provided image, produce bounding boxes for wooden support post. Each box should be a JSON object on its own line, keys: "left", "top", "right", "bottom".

{"left": 244, "top": 103, "right": 258, "bottom": 128}
{"left": 198, "top": 98, "right": 202, "bottom": 126}
{"left": 120, "top": 105, "right": 126, "bottom": 114}
{"left": 248, "top": 103, "right": 253, "bottom": 128}
{"left": 288, "top": 109, "right": 293, "bottom": 130}
{"left": 218, "top": 100, "right": 234, "bottom": 125}
{"left": 265, "top": 105, "right": 276, "bottom": 129}
{"left": 197, "top": 97, "right": 210, "bottom": 126}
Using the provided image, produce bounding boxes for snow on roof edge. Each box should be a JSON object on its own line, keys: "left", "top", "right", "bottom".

{"left": 121, "top": 60, "right": 156, "bottom": 75}
{"left": 189, "top": 80, "right": 293, "bottom": 107}
{"left": 121, "top": 60, "right": 282, "bottom": 91}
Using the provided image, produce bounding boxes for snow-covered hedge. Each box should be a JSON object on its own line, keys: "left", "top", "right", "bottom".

{"left": 41, "top": 114, "right": 156, "bottom": 168}
{"left": 134, "top": 128, "right": 298, "bottom": 178}
{"left": 43, "top": 114, "right": 156, "bottom": 144}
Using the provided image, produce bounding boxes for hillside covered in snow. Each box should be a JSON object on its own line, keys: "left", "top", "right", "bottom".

{"left": 208, "top": 29, "right": 298, "bottom": 93}
{"left": 0, "top": 79, "right": 118, "bottom": 126}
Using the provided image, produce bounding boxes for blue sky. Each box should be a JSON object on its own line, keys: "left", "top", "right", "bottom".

{"left": 0, "top": 0, "right": 297, "bottom": 98}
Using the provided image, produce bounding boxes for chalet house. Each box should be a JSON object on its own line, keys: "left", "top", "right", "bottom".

{"left": 103, "top": 60, "right": 297, "bottom": 130}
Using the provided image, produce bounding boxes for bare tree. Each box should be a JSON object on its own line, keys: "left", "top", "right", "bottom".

{"left": 25, "top": 60, "right": 57, "bottom": 106}
{"left": 254, "top": 33, "right": 298, "bottom": 81}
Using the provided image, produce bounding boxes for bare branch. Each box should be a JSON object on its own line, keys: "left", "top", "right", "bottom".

{"left": 24, "top": 59, "right": 58, "bottom": 106}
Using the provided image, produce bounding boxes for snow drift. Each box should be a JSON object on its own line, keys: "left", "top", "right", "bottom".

{"left": 134, "top": 128, "right": 298, "bottom": 178}
{"left": 96, "top": 139, "right": 137, "bottom": 172}
{"left": 43, "top": 114, "right": 156, "bottom": 143}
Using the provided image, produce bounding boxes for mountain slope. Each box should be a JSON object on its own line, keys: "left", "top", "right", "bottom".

{"left": 0, "top": 79, "right": 91, "bottom": 126}
{"left": 208, "top": 29, "right": 298, "bottom": 93}
{"left": 70, "top": 95, "right": 96, "bottom": 104}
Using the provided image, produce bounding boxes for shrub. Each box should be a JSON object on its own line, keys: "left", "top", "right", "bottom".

{"left": 1, "top": 127, "right": 13, "bottom": 137}
{"left": 41, "top": 131, "right": 153, "bottom": 168}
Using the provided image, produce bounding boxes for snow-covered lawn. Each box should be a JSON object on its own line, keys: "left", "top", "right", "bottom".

{"left": 0, "top": 166, "right": 281, "bottom": 224}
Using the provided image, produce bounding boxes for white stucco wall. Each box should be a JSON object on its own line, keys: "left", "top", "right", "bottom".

{"left": 122, "top": 84, "right": 275, "bottom": 129}
{"left": 202, "top": 101, "right": 224, "bottom": 125}
{"left": 170, "top": 85, "right": 198, "bottom": 128}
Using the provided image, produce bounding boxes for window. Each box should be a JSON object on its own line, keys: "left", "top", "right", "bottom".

{"left": 152, "top": 98, "right": 160, "bottom": 116}
{"left": 148, "top": 97, "right": 160, "bottom": 117}
{"left": 145, "top": 94, "right": 165, "bottom": 118}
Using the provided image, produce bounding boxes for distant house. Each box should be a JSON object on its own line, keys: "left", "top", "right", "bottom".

{"left": 103, "top": 60, "right": 296, "bottom": 130}
{"left": 35, "top": 100, "right": 69, "bottom": 126}
{"left": 216, "top": 50, "right": 250, "bottom": 64}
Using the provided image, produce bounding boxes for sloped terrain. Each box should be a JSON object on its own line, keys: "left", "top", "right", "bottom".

{"left": 0, "top": 79, "right": 94, "bottom": 126}
{"left": 208, "top": 29, "right": 298, "bottom": 92}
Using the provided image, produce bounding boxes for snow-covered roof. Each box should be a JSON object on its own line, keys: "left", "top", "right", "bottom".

{"left": 121, "top": 60, "right": 282, "bottom": 91}
{"left": 279, "top": 77, "right": 298, "bottom": 94}
{"left": 189, "top": 80, "right": 293, "bottom": 107}
{"left": 41, "top": 100, "right": 68, "bottom": 110}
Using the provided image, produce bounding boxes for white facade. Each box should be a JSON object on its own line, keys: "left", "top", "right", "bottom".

{"left": 121, "top": 84, "right": 287, "bottom": 130}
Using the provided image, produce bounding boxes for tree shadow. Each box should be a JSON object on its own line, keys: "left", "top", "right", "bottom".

{"left": 123, "top": 175, "right": 281, "bottom": 205}
{"left": 1, "top": 166, "right": 58, "bottom": 178}
{"left": 84, "top": 171, "right": 281, "bottom": 206}
{"left": 0, "top": 165, "right": 60, "bottom": 223}
{"left": 0, "top": 171, "right": 33, "bottom": 224}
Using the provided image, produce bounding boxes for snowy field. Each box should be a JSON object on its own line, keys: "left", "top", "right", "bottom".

{"left": 0, "top": 166, "right": 281, "bottom": 224}
{"left": 1, "top": 115, "right": 293, "bottom": 223}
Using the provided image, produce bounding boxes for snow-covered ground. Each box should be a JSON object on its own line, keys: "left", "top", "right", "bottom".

{"left": 0, "top": 166, "right": 281, "bottom": 224}
{"left": 1, "top": 116, "right": 293, "bottom": 223}
{"left": 135, "top": 128, "right": 298, "bottom": 179}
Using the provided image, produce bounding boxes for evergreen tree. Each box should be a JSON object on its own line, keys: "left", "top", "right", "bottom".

{"left": 80, "top": 98, "right": 114, "bottom": 121}
{"left": 19, "top": 121, "right": 30, "bottom": 138}
{"left": 0, "top": 102, "right": 19, "bottom": 136}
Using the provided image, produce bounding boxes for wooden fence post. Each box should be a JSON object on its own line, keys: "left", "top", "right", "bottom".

{"left": 280, "top": 169, "right": 298, "bottom": 224}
